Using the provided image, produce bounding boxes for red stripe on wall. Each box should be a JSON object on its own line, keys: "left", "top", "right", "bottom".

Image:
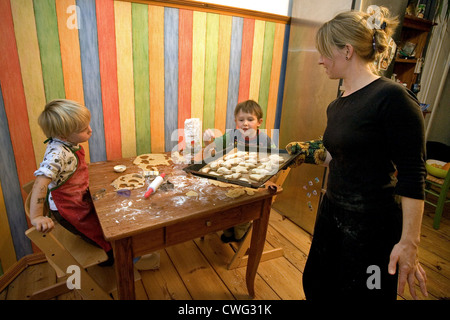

{"left": 0, "top": 0, "right": 36, "bottom": 199}
{"left": 178, "top": 9, "right": 193, "bottom": 149}
{"left": 237, "top": 18, "right": 255, "bottom": 103}
{"left": 96, "top": 0, "right": 122, "bottom": 160}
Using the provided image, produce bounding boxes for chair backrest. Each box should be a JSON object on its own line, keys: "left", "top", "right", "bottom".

{"left": 23, "top": 182, "right": 111, "bottom": 300}
{"left": 25, "top": 227, "right": 112, "bottom": 300}
{"left": 24, "top": 184, "right": 108, "bottom": 269}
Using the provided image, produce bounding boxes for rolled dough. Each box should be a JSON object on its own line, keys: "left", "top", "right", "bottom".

{"left": 186, "top": 191, "right": 199, "bottom": 197}
{"left": 111, "top": 173, "right": 145, "bottom": 190}
{"left": 133, "top": 154, "right": 171, "bottom": 171}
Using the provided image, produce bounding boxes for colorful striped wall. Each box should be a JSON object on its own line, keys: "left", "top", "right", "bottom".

{"left": 0, "top": 0, "right": 290, "bottom": 265}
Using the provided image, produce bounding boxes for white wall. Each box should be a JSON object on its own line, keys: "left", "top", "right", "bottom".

{"left": 419, "top": 4, "right": 450, "bottom": 146}
{"left": 192, "top": 0, "right": 292, "bottom": 16}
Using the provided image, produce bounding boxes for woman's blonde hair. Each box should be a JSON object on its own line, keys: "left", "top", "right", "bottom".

{"left": 38, "top": 99, "right": 91, "bottom": 138}
{"left": 316, "top": 6, "right": 398, "bottom": 69}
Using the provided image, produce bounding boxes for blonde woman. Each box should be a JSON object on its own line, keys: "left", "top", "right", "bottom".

{"left": 289, "top": 7, "right": 428, "bottom": 300}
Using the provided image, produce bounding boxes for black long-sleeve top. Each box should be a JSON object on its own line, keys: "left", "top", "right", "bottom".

{"left": 323, "top": 77, "right": 426, "bottom": 213}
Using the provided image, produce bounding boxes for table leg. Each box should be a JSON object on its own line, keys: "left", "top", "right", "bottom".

{"left": 114, "top": 237, "right": 135, "bottom": 300}
{"left": 246, "top": 197, "right": 272, "bottom": 298}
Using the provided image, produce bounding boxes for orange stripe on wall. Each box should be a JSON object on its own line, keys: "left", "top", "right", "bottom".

{"left": 96, "top": 0, "right": 122, "bottom": 160}
{"left": 178, "top": 9, "right": 193, "bottom": 149}
{"left": 55, "top": 0, "right": 91, "bottom": 163}
{"left": 149, "top": 5, "right": 166, "bottom": 153}
{"left": 0, "top": 0, "right": 36, "bottom": 199}
{"left": 56, "top": 0, "right": 85, "bottom": 104}
{"left": 238, "top": 18, "right": 254, "bottom": 103}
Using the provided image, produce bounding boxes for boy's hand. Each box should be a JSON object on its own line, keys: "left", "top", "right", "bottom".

{"left": 31, "top": 216, "right": 55, "bottom": 233}
{"left": 203, "top": 129, "right": 215, "bottom": 142}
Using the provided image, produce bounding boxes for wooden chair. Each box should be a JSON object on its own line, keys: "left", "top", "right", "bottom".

{"left": 226, "top": 168, "right": 290, "bottom": 270}
{"left": 425, "top": 172, "right": 450, "bottom": 229}
{"left": 23, "top": 181, "right": 139, "bottom": 300}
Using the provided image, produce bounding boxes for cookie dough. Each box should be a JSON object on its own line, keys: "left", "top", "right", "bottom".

{"left": 225, "top": 188, "right": 246, "bottom": 198}
{"left": 208, "top": 180, "right": 239, "bottom": 188}
{"left": 200, "top": 150, "right": 289, "bottom": 185}
{"left": 111, "top": 173, "right": 145, "bottom": 190}
{"left": 225, "top": 187, "right": 257, "bottom": 198}
{"left": 133, "top": 154, "right": 171, "bottom": 171}
{"left": 249, "top": 174, "right": 265, "bottom": 182}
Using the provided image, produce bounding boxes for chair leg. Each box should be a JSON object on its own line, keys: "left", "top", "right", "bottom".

{"left": 433, "top": 173, "right": 450, "bottom": 230}
{"left": 433, "top": 192, "right": 446, "bottom": 230}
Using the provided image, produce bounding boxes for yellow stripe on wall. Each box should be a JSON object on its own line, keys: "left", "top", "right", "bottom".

{"left": 266, "top": 23, "right": 285, "bottom": 138}
{"left": 191, "top": 11, "right": 206, "bottom": 122}
{"left": 203, "top": 13, "right": 219, "bottom": 132}
{"left": 248, "top": 19, "right": 265, "bottom": 102}
{"left": 10, "top": 0, "right": 47, "bottom": 168}
{"left": 115, "top": 1, "right": 136, "bottom": 158}
{"left": 148, "top": 5, "right": 165, "bottom": 153}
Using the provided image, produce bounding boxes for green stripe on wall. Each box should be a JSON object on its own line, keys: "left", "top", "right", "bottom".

{"left": 132, "top": 3, "right": 151, "bottom": 154}
{"left": 258, "top": 21, "right": 275, "bottom": 129}
{"left": 33, "top": 0, "right": 65, "bottom": 101}
{"left": 203, "top": 13, "right": 219, "bottom": 131}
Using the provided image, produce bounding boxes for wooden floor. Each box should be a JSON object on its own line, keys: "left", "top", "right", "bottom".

{"left": 1, "top": 203, "right": 450, "bottom": 300}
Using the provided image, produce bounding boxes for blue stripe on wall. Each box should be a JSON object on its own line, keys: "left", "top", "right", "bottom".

{"left": 0, "top": 85, "right": 33, "bottom": 259}
{"left": 164, "top": 7, "right": 179, "bottom": 152}
{"left": 273, "top": 23, "right": 290, "bottom": 145}
{"left": 225, "top": 16, "right": 243, "bottom": 130}
{"left": 77, "top": 0, "right": 106, "bottom": 162}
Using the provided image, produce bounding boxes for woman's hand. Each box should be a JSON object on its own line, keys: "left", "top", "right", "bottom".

{"left": 388, "top": 240, "right": 428, "bottom": 300}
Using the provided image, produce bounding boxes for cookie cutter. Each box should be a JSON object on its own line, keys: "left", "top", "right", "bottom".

{"left": 117, "top": 189, "right": 131, "bottom": 197}
{"left": 92, "top": 188, "right": 106, "bottom": 200}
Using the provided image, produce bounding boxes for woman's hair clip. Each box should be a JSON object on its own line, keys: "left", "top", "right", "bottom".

{"left": 380, "top": 21, "right": 387, "bottom": 30}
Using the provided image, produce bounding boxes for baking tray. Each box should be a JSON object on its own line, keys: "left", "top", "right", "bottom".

{"left": 183, "top": 146, "right": 300, "bottom": 188}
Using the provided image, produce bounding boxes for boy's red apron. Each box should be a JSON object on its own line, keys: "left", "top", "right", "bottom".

{"left": 50, "top": 146, "right": 111, "bottom": 252}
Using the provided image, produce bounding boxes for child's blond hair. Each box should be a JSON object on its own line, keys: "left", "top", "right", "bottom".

{"left": 38, "top": 99, "right": 91, "bottom": 139}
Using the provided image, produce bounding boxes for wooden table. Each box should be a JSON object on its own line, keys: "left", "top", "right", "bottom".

{"left": 88, "top": 154, "right": 281, "bottom": 300}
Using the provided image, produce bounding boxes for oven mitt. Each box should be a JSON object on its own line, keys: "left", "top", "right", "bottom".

{"left": 285, "top": 139, "right": 327, "bottom": 167}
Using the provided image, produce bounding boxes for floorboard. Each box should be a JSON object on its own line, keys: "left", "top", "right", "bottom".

{"left": 1, "top": 201, "right": 449, "bottom": 301}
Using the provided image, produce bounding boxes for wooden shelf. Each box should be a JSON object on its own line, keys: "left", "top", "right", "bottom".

{"left": 393, "top": 15, "right": 436, "bottom": 90}
{"left": 395, "top": 58, "right": 418, "bottom": 63}
{"left": 402, "top": 14, "right": 435, "bottom": 31}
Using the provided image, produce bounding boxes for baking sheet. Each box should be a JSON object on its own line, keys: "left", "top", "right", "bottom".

{"left": 183, "top": 147, "right": 300, "bottom": 188}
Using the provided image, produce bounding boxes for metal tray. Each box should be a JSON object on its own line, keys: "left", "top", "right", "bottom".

{"left": 183, "top": 147, "right": 300, "bottom": 188}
